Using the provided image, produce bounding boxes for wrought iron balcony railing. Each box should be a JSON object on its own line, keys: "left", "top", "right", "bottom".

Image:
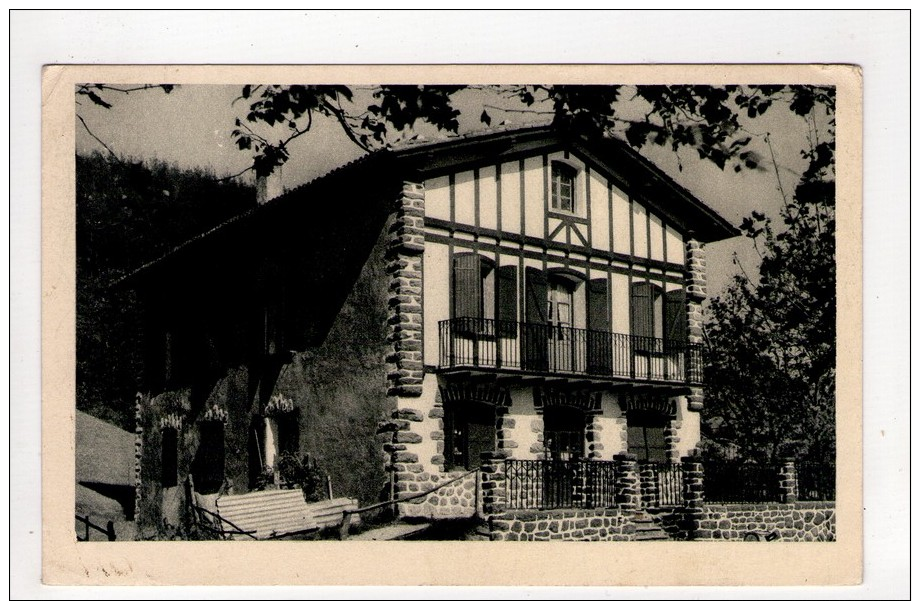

{"left": 438, "top": 317, "right": 703, "bottom": 384}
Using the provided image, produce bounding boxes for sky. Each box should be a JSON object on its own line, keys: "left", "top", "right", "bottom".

{"left": 75, "top": 84, "right": 822, "bottom": 300}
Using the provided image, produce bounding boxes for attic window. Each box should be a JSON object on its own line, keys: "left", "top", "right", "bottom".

{"left": 551, "top": 162, "right": 577, "bottom": 213}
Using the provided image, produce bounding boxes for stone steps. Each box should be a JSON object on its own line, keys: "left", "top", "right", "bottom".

{"left": 633, "top": 512, "right": 673, "bottom": 541}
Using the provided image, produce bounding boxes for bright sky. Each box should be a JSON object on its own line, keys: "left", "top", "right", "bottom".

{"left": 75, "top": 84, "right": 821, "bottom": 299}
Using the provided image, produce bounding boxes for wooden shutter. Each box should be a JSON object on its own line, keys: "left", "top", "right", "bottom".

{"left": 587, "top": 278, "right": 609, "bottom": 331}
{"left": 525, "top": 267, "right": 548, "bottom": 324}
{"left": 523, "top": 267, "right": 549, "bottom": 371}
{"left": 587, "top": 278, "right": 611, "bottom": 374}
{"left": 496, "top": 265, "right": 518, "bottom": 337}
{"left": 631, "top": 282, "right": 652, "bottom": 338}
{"left": 665, "top": 288, "right": 687, "bottom": 347}
{"left": 452, "top": 254, "right": 482, "bottom": 319}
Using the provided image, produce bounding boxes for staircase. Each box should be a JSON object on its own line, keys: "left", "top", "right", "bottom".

{"left": 632, "top": 511, "right": 672, "bottom": 541}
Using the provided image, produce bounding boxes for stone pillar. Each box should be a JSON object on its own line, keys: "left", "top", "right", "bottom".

{"left": 385, "top": 182, "right": 425, "bottom": 398}
{"left": 133, "top": 392, "right": 145, "bottom": 527}
{"left": 638, "top": 462, "right": 659, "bottom": 509}
{"left": 664, "top": 419, "right": 682, "bottom": 462}
{"left": 681, "top": 454, "right": 705, "bottom": 539}
{"left": 586, "top": 415, "right": 605, "bottom": 459}
{"left": 479, "top": 451, "right": 509, "bottom": 515}
{"left": 613, "top": 453, "right": 640, "bottom": 511}
{"left": 779, "top": 459, "right": 799, "bottom": 504}
{"left": 528, "top": 416, "right": 547, "bottom": 458}
{"left": 496, "top": 413, "right": 519, "bottom": 457}
{"left": 685, "top": 239, "right": 706, "bottom": 411}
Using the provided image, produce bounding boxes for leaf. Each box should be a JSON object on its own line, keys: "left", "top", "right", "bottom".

{"left": 480, "top": 110, "right": 492, "bottom": 126}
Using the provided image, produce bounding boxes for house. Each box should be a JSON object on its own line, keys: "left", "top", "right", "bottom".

{"left": 122, "top": 123, "right": 738, "bottom": 537}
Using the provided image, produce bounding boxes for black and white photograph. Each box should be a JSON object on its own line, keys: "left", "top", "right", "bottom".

{"left": 68, "top": 74, "right": 846, "bottom": 547}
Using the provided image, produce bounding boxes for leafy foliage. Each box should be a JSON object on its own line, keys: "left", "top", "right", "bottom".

{"left": 701, "top": 88, "right": 836, "bottom": 464}
{"left": 76, "top": 152, "right": 254, "bottom": 428}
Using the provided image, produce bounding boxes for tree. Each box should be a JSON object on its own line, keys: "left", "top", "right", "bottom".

{"left": 701, "top": 87, "right": 836, "bottom": 464}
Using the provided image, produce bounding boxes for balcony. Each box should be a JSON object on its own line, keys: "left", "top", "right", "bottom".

{"left": 438, "top": 317, "right": 703, "bottom": 385}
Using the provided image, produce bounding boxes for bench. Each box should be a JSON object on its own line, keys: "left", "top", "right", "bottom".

{"left": 191, "top": 486, "right": 359, "bottom": 540}
{"left": 214, "top": 488, "right": 320, "bottom": 540}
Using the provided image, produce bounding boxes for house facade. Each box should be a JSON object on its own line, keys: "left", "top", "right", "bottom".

{"left": 125, "top": 124, "right": 737, "bottom": 535}
{"left": 380, "top": 126, "right": 735, "bottom": 519}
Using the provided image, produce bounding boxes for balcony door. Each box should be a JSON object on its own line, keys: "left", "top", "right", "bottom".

{"left": 547, "top": 279, "right": 575, "bottom": 372}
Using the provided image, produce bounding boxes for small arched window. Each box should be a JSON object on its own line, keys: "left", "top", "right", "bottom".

{"left": 551, "top": 162, "right": 577, "bottom": 213}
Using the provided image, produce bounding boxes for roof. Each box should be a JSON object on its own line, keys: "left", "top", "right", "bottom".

{"left": 117, "top": 123, "right": 738, "bottom": 287}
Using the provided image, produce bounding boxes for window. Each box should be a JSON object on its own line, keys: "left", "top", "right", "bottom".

{"left": 551, "top": 162, "right": 577, "bottom": 213}
{"left": 452, "top": 253, "right": 517, "bottom": 337}
{"left": 627, "top": 410, "right": 669, "bottom": 463}
{"left": 543, "top": 406, "right": 586, "bottom": 461}
{"left": 445, "top": 402, "right": 496, "bottom": 470}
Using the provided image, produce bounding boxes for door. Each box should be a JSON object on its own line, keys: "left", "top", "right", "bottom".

{"left": 547, "top": 280, "right": 575, "bottom": 372}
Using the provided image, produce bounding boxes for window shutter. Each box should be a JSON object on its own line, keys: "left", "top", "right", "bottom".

{"left": 665, "top": 288, "right": 687, "bottom": 346}
{"left": 523, "top": 267, "right": 549, "bottom": 371}
{"left": 587, "top": 278, "right": 611, "bottom": 374}
{"left": 452, "top": 254, "right": 482, "bottom": 320}
{"left": 525, "top": 267, "right": 548, "bottom": 325}
{"left": 631, "top": 282, "right": 652, "bottom": 339}
{"left": 496, "top": 265, "right": 518, "bottom": 337}
{"left": 587, "top": 278, "right": 609, "bottom": 332}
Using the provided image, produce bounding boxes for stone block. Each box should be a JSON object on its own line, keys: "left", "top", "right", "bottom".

{"left": 395, "top": 431, "right": 423, "bottom": 444}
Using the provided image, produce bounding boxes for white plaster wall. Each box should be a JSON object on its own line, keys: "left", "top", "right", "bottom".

{"left": 426, "top": 175, "right": 451, "bottom": 221}
{"left": 523, "top": 156, "right": 544, "bottom": 237}
{"left": 673, "top": 397, "right": 701, "bottom": 458}
{"left": 632, "top": 201, "right": 648, "bottom": 258}
{"left": 479, "top": 165, "right": 498, "bottom": 231}
{"left": 423, "top": 241, "right": 450, "bottom": 367}
{"left": 665, "top": 224, "right": 685, "bottom": 265}
{"left": 505, "top": 387, "right": 541, "bottom": 459}
{"left": 611, "top": 272, "right": 630, "bottom": 335}
{"left": 596, "top": 393, "right": 628, "bottom": 457}
{"left": 611, "top": 185, "right": 631, "bottom": 255}
{"left": 589, "top": 170, "right": 609, "bottom": 252}
{"left": 454, "top": 169, "right": 476, "bottom": 226}
{"left": 498, "top": 160, "right": 521, "bottom": 234}
{"left": 649, "top": 213, "right": 664, "bottom": 262}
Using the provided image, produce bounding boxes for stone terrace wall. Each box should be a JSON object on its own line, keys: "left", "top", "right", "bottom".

{"left": 398, "top": 470, "right": 478, "bottom": 520}
{"left": 489, "top": 509, "right": 638, "bottom": 541}
{"left": 696, "top": 502, "right": 835, "bottom": 541}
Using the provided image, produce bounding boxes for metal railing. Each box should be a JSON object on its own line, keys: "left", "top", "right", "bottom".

{"left": 75, "top": 514, "right": 116, "bottom": 541}
{"left": 439, "top": 318, "right": 703, "bottom": 384}
{"left": 703, "top": 461, "right": 783, "bottom": 504}
{"left": 505, "top": 459, "right": 618, "bottom": 510}
{"left": 796, "top": 461, "right": 835, "bottom": 501}
{"left": 639, "top": 461, "right": 685, "bottom": 507}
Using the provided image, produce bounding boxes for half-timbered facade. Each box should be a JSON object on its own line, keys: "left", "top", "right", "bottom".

{"left": 382, "top": 125, "right": 736, "bottom": 517}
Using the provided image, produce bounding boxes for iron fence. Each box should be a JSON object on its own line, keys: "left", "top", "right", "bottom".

{"left": 796, "top": 461, "right": 835, "bottom": 501}
{"left": 440, "top": 318, "right": 703, "bottom": 384}
{"left": 703, "top": 461, "right": 783, "bottom": 503}
{"left": 639, "top": 461, "right": 685, "bottom": 507}
{"left": 505, "top": 459, "right": 618, "bottom": 510}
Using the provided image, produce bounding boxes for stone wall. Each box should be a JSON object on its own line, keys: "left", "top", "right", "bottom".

{"left": 489, "top": 508, "right": 638, "bottom": 541}
{"left": 685, "top": 238, "right": 706, "bottom": 412}
{"left": 695, "top": 502, "right": 836, "bottom": 541}
{"left": 398, "top": 470, "right": 478, "bottom": 519}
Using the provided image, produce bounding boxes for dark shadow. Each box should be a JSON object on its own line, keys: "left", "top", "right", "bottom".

{"left": 78, "top": 481, "right": 136, "bottom": 520}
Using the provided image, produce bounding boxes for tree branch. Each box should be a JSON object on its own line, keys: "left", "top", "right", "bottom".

{"left": 77, "top": 114, "right": 118, "bottom": 158}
